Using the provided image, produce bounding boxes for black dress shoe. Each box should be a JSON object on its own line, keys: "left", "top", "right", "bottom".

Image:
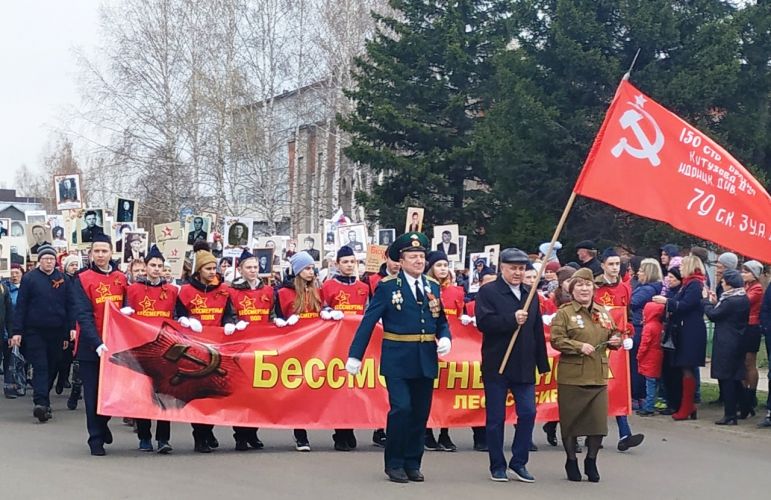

{"left": 715, "top": 416, "right": 737, "bottom": 425}
{"left": 405, "top": 469, "right": 424, "bottom": 482}
{"left": 347, "top": 433, "right": 357, "bottom": 450}
{"left": 247, "top": 436, "right": 264, "bottom": 450}
{"left": 235, "top": 440, "right": 249, "bottom": 451}
{"left": 104, "top": 428, "right": 113, "bottom": 445}
{"left": 565, "top": 459, "right": 581, "bottom": 481}
{"left": 208, "top": 436, "right": 219, "bottom": 449}
{"left": 194, "top": 441, "right": 212, "bottom": 453}
{"left": 385, "top": 468, "right": 409, "bottom": 483}
{"left": 543, "top": 422, "right": 558, "bottom": 446}
{"left": 90, "top": 443, "right": 106, "bottom": 456}
{"left": 334, "top": 440, "right": 352, "bottom": 452}
{"left": 424, "top": 430, "right": 439, "bottom": 451}
{"left": 33, "top": 405, "right": 49, "bottom": 423}
{"left": 473, "top": 441, "right": 488, "bottom": 452}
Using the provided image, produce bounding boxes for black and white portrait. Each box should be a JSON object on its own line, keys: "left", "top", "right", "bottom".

{"left": 254, "top": 248, "right": 275, "bottom": 277}
{"left": 223, "top": 217, "right": 253, "bottom": 257}
{"left": 25, "top": 210, "right": 47, "bottom": 225}
{"left": 77, "top": 209, "right": 106, "bottom": 246}
{"left": 10, "top": 221, "right": 25, "bottom": 238}
{"left": 297, "top": 233, "right": 322, "bottom": 263}
{"left": 26, "top": 223, "right": 53, "bottom": 259}
{"left": 55, "top": 174, "right": 82, "bottom": 210}
{"left": 432, "top": 224, "right": 460, "bottom": 261}
{"left": 123, "top": 231, "right": 148, "bottom": 264}
{"left": 115, "top": 198, "right": 137, "bottom": 223}
{"left": 377, "top": 229, "right": 396, "bottom": 246}
{"left": 405, "top": 207, "right": 424, "bottom": 233}
{"left": 336, "top": 223, "right": 368, "bottom": 259}
{"left": 185, "top": 215, "right": 211, "bottom": 245}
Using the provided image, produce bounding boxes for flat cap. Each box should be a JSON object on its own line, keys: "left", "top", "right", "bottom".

{"left": 575, "top": 240, "right": 596, "bottom": 251}
{"left": 500, "top": 247, "right": 529, "bottom": 264}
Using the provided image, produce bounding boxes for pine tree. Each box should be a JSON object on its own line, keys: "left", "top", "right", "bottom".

{"left": 339, "top": 0, "right": 511, "bottom": 235}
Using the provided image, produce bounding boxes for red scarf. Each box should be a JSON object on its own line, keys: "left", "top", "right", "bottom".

{"left": 681, "top": 269, "right": 706, "bottom": 288}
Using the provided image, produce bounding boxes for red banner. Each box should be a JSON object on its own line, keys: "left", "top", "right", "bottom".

{"left": 575, "top": 80, "right": 771, "bottom": 262}
{"left": 98, "top": 303, "right": 630, "bottom": 427}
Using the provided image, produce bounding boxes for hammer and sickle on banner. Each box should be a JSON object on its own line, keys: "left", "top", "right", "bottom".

{"left": 162, "top": 343, "right": 227, "bottom": 386}
{"left": 610, "top": 101, "right": 664, "bottom": 167}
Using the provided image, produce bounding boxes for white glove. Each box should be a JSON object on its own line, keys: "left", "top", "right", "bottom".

{"left": 274, "top": 317, "right": 287, "bottom": 328}
{"left": 286, "top": 314, "right": 299, "bottom": 326}
{"left": 471, "top": 317, "right": 477, "bottom": 327}
{"left": 330, "top": 310, "right": 344, "bottom": 321}
{"left": 320, "top": 309, "right": 333, "bottom": 320}
{"left": 460, "top": 314, "right": 473, "bottom": 326}
{"left": 542, "top": 313, "right": 556, "bottom": 326}
{"left": 96, "top": 344, "right": 109, "bottom": 357}
{"left": 224, "top": 323, "right": 236, "bottom": 336}
{"left": 178, "top": 316, "right": 191, "bottom": 328}
{"left": 188, "top": 318, "right": 203, "bottom": 333}
{"left": 120, "top": 306, "right": 135, "bottom": 316}
{"left": 437, "top": 337, "right": 451, "bottom": 356}
{"left": 345, "top": 357, "right": 362, "bottom": 375}
{"left": 623, "top": 337, "right": 634, "bottom": 351}
{"left": 235, "top": 320, "right": 248, "bottom": 331}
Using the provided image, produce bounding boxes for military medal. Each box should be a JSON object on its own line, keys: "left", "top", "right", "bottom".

{"left": 424, "top": 283, "right": 441, "bottom": 318}
{"left": 392, "top": 290, "right": 403, "bottom": 310}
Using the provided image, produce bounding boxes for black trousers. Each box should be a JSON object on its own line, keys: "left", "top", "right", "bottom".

{"left": 191, "top": 424, "right": 215, "bottom": 443}
{"left": 718, "top": 379, "right": 741, "bottom": 418}
{"left": 80, "top": 359, "right": 111, "bottom": 446}
{"left": 233, "top": 426, "right": 258, "bottom": 441}
{"left": 24, "top": 334, "right": 63, "bottom": 407}
{"left": 137, "top": 419, "right": 171, "bottom": 442}
{"left": 383, "top": 377, "right": 434, "bottom": 471}
{"left": 55, "top": 344, "right": 73, "bottom": 387}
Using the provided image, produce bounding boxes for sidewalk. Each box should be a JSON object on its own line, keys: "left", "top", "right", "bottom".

{"left": 700, "top": 363, "right": 769, "bottom": 393}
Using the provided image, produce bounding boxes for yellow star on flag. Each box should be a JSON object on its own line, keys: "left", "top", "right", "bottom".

{"left": 96, "top": 282, "right": 111, "bottom": 298}
{"left": 239, "top": 295, "right": 255, "bottom": 309}
{"left": 334, "top": 290, "right": 350, "bottom": 306}
{"left": 190, "top": 294, "right": 207, "bottom": 308}
{"left": 139, "top": 296, "right": 156, "bottom": 311}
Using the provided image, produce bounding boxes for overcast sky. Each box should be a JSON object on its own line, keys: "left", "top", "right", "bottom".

{"left": 0, "top": 0, "right": 101, "bottom": 189}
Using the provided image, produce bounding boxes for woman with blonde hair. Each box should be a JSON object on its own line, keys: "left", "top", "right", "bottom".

{"left": 652, "top": 256, "right": 707, "bottom": 420}
{"left": 275, "top": 251, "right": 322, "bottom": 451}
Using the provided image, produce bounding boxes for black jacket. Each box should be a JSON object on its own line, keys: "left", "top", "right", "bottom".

{"left": 475, "top": 277, "right": 550, "bottom": 382}
{"left": 704, "top": 294, "right": 750, "bottom": 381}
{"left": 0, "top": 282, "right": 13, "bottom": 337}
{"left": 13, "top": 267, "right": 74, "bottom": 337}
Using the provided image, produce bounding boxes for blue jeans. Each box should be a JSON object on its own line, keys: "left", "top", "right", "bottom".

{"left": 483, "top": 373, "right": 536, "bottom": 472}
{"left": 644, "top": 377, "right": 658, "bottom": 412}
{"left": 616, "top": 415, "right": 631, "bottom": 439}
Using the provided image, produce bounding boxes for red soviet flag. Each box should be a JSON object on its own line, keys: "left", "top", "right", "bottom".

{"left": 574, "top": 80, "right": 771, "bottom": 262}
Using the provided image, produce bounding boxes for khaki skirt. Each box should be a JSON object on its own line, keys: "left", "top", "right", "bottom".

{"left": 557, "top": 384, "right": 608, "bottom": 439}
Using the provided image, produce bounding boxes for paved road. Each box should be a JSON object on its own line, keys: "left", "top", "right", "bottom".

{"left": 2, "top": 393, "right": 769, "bottom": 500}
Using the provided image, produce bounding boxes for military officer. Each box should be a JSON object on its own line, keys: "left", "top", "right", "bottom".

{"left": 346, "top": 232, "right": 452, "bottom": 483}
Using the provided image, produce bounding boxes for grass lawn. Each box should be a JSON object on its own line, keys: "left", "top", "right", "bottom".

{"left": 700, "top": 382, "right": 769, "bottom": 404}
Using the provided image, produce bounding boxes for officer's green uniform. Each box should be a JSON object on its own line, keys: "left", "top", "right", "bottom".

{"left": 348, "top": 233, "right": 451, "bottom": 476}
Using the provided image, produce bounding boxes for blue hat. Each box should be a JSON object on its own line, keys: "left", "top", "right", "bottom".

{"left": 600, "top": 247, "right": 619, "bottom": 263}
{"left": 238, "top": 248, "right": 255, "bottom": 266}
{"left": 144, "top": 244, "right": 164, "bottom": 263}
{"left": 91, "top": 232, "right": 112, "bottom": 245}
{"left": 336, "top": 245, "right": 355, "bottom": 261}
{"left": 387, "top": 232, "right": 430, "bottom": 261}
{"left": 290, "top": 251, "right": 315, "bottom": 275}
{"left": 722, "top": 269, "right": 743, "bottom": 288}
{"left": 426, "top": 250, "right": 448, "bottom": 270}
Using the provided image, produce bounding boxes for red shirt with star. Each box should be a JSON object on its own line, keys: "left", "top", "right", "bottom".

{"left": 321, "top": 277, "right": 369, "bottom": 315}
{"left": 127, "top": 281, "right": 179, "bottom": 319}
{"left": 78, "top": 268, "right": 128, "bottom": 336}
{"left": 178, "top": 283, "right": 230, "bottom": 326}
{"left": 594, "top": 275, "right": 632, "bottom": 334}
{"left": 228, "top": 285, "right": 274, "bottom": 323}
{"left": 439, "top": 284, "right": 465, "bottom": 317}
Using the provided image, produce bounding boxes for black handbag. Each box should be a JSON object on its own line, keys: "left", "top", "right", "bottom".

{"left": 660, "top": 314, "right": 680, "bottom": 351}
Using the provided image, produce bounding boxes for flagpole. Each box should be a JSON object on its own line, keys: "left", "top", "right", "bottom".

{"left": 497, "top": 191, "right": 577, "bottom": 374}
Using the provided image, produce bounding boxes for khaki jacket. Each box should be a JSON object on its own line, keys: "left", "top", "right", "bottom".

{"left": 550, "top": 301, "right": 618, "bottom": 386}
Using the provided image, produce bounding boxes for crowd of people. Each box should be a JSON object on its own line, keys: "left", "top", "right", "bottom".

{"left": 1, "top": 229, "right": 769, "bottom": 484}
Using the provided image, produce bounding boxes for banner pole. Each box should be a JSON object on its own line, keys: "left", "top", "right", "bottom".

{"left": 497, "top": 190, "right": 578, "bottom": 374}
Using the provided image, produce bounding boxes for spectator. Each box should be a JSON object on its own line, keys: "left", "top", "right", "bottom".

{"left": 758, "top": 285, "right": 771, "bottom": 428}
{"left": 703, "top": 269, "right": 749, "bottom": 425}
{"left": 715, "top": 252, "right": 738, "bottom": 298}
{"left": 739, "top": 260, "right": 764, "bottom": 419}
{"left": 652, "top": 256, "right": 707, "bottom": 421}
{"left": 637, "top": 300, "right": 666, "bottom": 416}
{"left": 630, "top": 258, "right": 663, "bottom": 407}
{"left": 575, "top": 240, "right": 602, "bottom": 276}
{"left": 660, "top": 244, "right": 679, "bottom": 275}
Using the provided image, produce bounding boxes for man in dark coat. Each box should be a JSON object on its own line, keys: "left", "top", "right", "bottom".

{"left": 576, "top": 240, "right": 602, "bottom": 277}
{"left": 10, "top": 245, "right": 75, "bottom": 422}
{"left": 475, "top": 247, "right": 550, "bottom": 483}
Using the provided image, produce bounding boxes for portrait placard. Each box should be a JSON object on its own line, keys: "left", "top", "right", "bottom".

{"left": 0, "top": 239, "right": 10, "bottom": 276}
{"left": 223, "top": 217, "right": 253, "bottom": 257}
{"left": 122, "top": 231, "right": 148, "bottom": 264}
{"left": 54, "top": 174, "right": 83, "bottom": 210}
{"left": 336, "top": 223, "right": 368, "bottom": 260}
{"left": 468, "top": 252, "right": 488, "bottom": 294}
{"left": 76, "top": 209, "right": 106, "bottom": 248}
{"left": 112, "top": 222, "right": 136, "bottom": 253}
{"left": 484, "top": 244, "right": 500, "bottom": 272}
{"left": 47, "top": 216, "right": 67, "bottom": 250}
{"left": 253, "top": 248, "right": 275, "bottom": 277}
{"left": 296, "top": 233, "right": 322, "bottom": 264}
{"left": 26, "top": 223, "right": 53, "bottom": 261}
{"left": 154, "top": 221, "right": 183, "bottom": 244}
{"left": 185, "top": 215, "right": 212, "bottom": 246}
{"left": 25, "top": 210, "right": 47, "bottom": 224}
{"left": 9, "top": 237, "right": 27, "bottom": 269}
{"left": 377, "top": 229, "right": 396, "bottom": 247}
{"left": 405, "top": 207, "right": 424, "bottom": 233}
{"left": 432, "top": 224, "right": 460, "bottom": 261}
{"left": 322, "top": 219, "right": 337, "bottom": 252}
{"left": 115, "top": 197, "right": 138, "bottom": 223}
{"left": 158, "top": 239, "right": 187, "bottom": 279}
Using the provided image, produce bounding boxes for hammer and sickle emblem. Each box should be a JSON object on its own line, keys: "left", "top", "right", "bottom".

{"left": 162, "top": 343, "right": 227, "bottom": 386}
{"left": 610, "top": 103, "right": 664, "bottom": 167}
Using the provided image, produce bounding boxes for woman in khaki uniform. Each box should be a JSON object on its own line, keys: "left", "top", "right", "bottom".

{"left": 551, "top": 268, "right": 621, "bottom": 482}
